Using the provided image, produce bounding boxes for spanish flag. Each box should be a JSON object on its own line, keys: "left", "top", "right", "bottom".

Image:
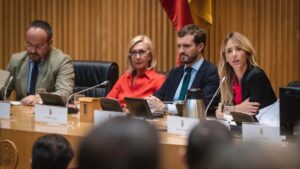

{"left": 159, "top": 0, "right": 212, "bottom": 65}
{"left": 159, "top": 0, "right": 212, "bottom": 31}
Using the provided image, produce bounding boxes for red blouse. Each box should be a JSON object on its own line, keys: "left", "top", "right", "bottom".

{"left": 232, "top": 76, "right": 242, "bottom": 105}
{"left": 106, "top": 68, "right": 166, "bottom": 107}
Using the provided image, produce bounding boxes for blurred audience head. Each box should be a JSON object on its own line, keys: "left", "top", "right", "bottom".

{"left": 78, "top": 117, "right": 160, "bottom": 169}
{"left": 185, "top": 120, "right": 233, "bottom": 169}
{"left": 209, "top": 143, "right": 299, "bottom": 169}
{"left": 31, "top": 134, "right": 74, "bottom": 169}
{"left": 127, "top": 35, "right": 156, "bottom": 71}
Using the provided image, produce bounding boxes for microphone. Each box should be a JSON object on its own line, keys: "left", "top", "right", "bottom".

{"left": 66, "top": 80, "right": 110, "bottom": 106}
{"left": 204, "top": 76, "right": 226, "bottom": 117}
{"left": 3, "top": 76, "right": 13, "bottom": 101}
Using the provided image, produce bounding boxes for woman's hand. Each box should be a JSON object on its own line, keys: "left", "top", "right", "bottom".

{"left": 235, "top": 98, "right": 260, "bottom": 115}
{"left": 215, "top": 103, "right": 225, "bottom": 120}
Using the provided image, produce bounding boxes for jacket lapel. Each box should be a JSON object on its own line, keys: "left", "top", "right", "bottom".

{"left": 191, "top": 60, "right": 208, "bottom": 88}
{"left": 36, "top": 53, "right": 50, "bottom": 88}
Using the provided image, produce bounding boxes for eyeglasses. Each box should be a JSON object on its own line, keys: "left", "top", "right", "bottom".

{"left": 128, "top": 50, "right": 150, "bottom": 57}
{"left": 25, "top": 42, "right": 48, "bottom": 50}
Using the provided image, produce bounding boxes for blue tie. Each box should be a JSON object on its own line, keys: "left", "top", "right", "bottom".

{"left": 28, "top": 62, "right": 39, "bottom": 95}
{"left": 178, "top": 67, "right": 193, "bottom": 100}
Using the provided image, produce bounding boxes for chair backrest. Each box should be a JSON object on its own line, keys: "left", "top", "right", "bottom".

{"left": 73, "top": 60, "right": 119, "bottom": 97}
{"left": 287, "top": 81, "right": 300, "bottom": 88}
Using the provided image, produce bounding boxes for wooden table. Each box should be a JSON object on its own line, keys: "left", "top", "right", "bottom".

{"left": 0, "top": 105, "right": 187, "bottom": 169}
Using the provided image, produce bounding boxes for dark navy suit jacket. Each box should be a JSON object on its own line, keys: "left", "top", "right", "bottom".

{"left": 154, "top": 60, "right": 220, "bottom": 115}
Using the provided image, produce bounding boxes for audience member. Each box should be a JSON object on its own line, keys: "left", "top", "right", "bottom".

{"left": 106, "top": 35, "right": 166, "bottom": 107}
{"left": 209, "top": 143, "right": 299, "bottom": 169}
{"left": 78, "top": 117, "right": 160, "bottom": 169}
{"left": 216, "top": 32, "right": 276, "bottom": 119}
{"left": 6, "top": 20, "right": 74, "bottom": 105}
{"left": 184, "top": 120, "right": 232, "bottom": 169}
{"left": 147, "top": 24, "right": 219, "bottom": 115}
{"left": 31, "top": 134, "right": 74, "bottom": 169}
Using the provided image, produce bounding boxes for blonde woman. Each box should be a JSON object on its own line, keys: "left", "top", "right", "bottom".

{"left": 216, "top": 32, "right": 276, "bottom": 120}
{"left": 107, "top": 35, "right": 166, "bottom": 107}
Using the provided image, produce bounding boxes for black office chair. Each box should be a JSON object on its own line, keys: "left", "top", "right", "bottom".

{"left": 287, "top": 81, "right": 300, "bottom": 88}
{"left": 73, "top": 60, "right": 119, "bottom": 97}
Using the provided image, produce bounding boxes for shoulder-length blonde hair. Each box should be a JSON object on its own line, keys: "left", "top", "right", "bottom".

{"left": 127, "top": 35, "right": 157, "bottom": 71}
{"left": 218, "top": 32, "right": 259, "bottom": 105}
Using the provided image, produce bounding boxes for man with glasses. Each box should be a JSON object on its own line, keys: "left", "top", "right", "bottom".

{"left": 147, "top": 24, "right": 219, "bottom": 115}
{"left": 5, "top": 20, "right": 74, "bottom": 105}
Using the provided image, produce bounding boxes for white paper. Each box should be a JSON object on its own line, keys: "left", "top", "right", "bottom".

{"left": 35, "top": 104, "right": 68, "bottom": 125}
{"left": 94, "top": 110, "right": 126, "bottom": 125}
{"left": 256, "top": 100, "right": 279, "bottom": 126}
{"left": 10, "top": 101, "right": 22, "bottom": 106}
{"left": 242, "top": 123, "right": 281, "bottom": 143}
{"left": 0, "top": 102, "right": 10, "bottom": 119}
{"left": 167, "top": 115, "right": 199, "bottom": 136}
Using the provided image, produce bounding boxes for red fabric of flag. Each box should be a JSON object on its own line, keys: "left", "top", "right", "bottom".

{"left": 159, "top": 0, "right": 194, "bottom": 32}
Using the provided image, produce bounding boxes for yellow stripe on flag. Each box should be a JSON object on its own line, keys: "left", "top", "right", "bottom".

{"left": 188, "top": 0, "right": 212, "bottom": 29}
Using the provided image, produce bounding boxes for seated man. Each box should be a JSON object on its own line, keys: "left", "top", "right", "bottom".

{"left": 31, "top": 134, "right": 74, "bottom": 169}
{"left": 147, "top": 24, "right": 220, "bottom": 115}
{"left": 6, "top": 20, "right": 74, "bottom": 105}
{"left": 78, "top": 117, "right": 160, "bottom": 169}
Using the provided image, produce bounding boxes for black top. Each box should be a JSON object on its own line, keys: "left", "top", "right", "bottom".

{"left": 240, "top": 66, "right": 277, "bottom": 109}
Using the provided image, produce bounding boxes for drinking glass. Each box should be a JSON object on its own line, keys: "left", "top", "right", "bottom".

{"left": 74, "top": 94, "right": 85, "bottom": 108}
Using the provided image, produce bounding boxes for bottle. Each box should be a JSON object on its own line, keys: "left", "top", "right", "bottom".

{"left": 182, "top": 88, "right": 206, "bottom": 120}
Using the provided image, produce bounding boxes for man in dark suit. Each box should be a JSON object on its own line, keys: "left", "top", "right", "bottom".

{"left": 147, "top": 24, "right": 219, "bottom": 115}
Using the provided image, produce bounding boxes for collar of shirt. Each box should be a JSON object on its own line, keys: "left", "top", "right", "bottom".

{"left": 173, "top": 57, "right": 204, "bottom": 101}
{"left": 183, "top": 57, "right": 204, "bottom": 73}
{"left": 126, "top": 68, "right": 156, "bottom": 79}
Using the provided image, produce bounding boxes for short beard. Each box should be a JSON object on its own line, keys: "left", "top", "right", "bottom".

{"left": 180, "top": 54, "right": 197, "bottom": 65}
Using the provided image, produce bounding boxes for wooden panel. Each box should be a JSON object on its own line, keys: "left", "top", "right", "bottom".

{"left": 208, "top": 0, "right": 300, "bottom": 95}
{"left": 0, "top": 0, "right": 299, "bottom": 96}
{"left": 0, "top": 0, "right": 177, "bottom": 74}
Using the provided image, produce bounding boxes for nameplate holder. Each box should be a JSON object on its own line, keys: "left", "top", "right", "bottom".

{"left": 94, "top": 110, "right": 126, "bottom": 125}
{"left": 167, "top": 116, "right": 199, "bottom": 136}
{"left": 242, "top": 123, "right": 281, "bottom": 144}
{"left": 0, "top": 102, "right": 10, "bottom": 119}
{"left": 35, "top": 104, "right": 68, "bottom": 125}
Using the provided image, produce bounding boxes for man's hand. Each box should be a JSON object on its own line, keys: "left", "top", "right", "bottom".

{"left": 145, "top": 95, "right": 164, "bottom": 112}
{"left": 21, "top": 95, "right": 41, "bottom": 106}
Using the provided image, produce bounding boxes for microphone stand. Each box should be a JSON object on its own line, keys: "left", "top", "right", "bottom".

{"left": 3, "top": 76, "right": 13, "bottom": 101}
{"left": 66, "top": 80, "right": 110, "bottom": 106}
{"left": 204, "top": 76, "right": 226, "bottom": 117}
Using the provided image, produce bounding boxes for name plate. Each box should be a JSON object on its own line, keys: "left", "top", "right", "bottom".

{"left": 167, "top": 115, "right": 199, "bottom": 136}
{"left": 35, "top": 104, "right": 68, "bottom": 125}
{"left": 0, "top": 102, "right": 10, "bottom": 119}
{"left": 94, "top": 110, "right": 126, "bottom": 125}
{"left": 242, "top": 123, "right": 281, "bottom": 143}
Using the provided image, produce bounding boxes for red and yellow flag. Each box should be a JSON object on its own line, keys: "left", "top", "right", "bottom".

{"left": 159, "top": 0, "right": 212, "bottom": 65}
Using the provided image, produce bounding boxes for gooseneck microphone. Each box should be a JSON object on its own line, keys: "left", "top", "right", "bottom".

{"left": 66, "top": 80, "right": 110, "bottom": 106}
{"left": 204, "top": 76, "right": 226, "bottom": 117}
{"left": 3, "top": 76, "right": 13, "bottom": 101}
